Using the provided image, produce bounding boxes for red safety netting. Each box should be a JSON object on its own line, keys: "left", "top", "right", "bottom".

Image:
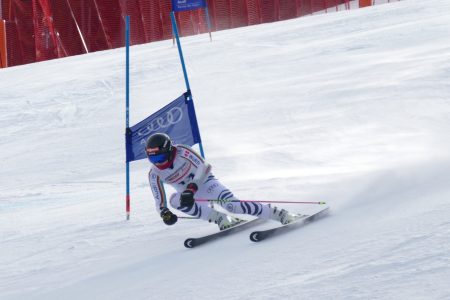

{"left": 33, "top": 0, "right": 60, "bottom": 61}
{"left": 5, "top": 21, "right": 22, "bottom": 66}
{"left": 119, "top": 0, "right": 145, "bottom": 45}
{"left": 176, "top": 11, "right": 196, "bottom": 37}
{"left": 210, "top": 0, "right": 232, "bottom": 31}
{"left": 279, "top": 0, "right": 298, "bottom": 20}
{"left": 94, "top": 0, "right": 124, "bottom": 48}
{"left": 1, "top": 1, "right": 10, "bottom": 19}
{"left": 230, "top": 0, "right": 248, "bottom": 28}
{"left": 192, "top": 9, "right": 209, "bottom": 34}
{"left": 2, "top": 0, "right": 360, "bottom": 67}
{"left": 49, "top": 0, "right": 87, "bottom": 57}
{"left": 246, "top": 0, "right": 262, "bottom": 25}
{"left": 298, "top": 0, "right": 313, "bottom": 16}
{"left": 324, "top": 0, "right": 339, "bottom": 12}
{"left": 139, "top": 0, "right": 163, "bottom": 42}
{"left": 0, "top": 21, "right": 5, "bottom": 67}
{"left": 9, "top": 1, "right": 35, "bottom": 64}
{"left": 159, "top": 0, "right": 173, "bottom": 40}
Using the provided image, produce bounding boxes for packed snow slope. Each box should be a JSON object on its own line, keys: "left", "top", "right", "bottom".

{"left": 1, "top": 0, "right": 450, "bottom": 299}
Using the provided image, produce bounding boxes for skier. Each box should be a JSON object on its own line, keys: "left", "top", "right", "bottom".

{"left": 146, "top": 133, "right": 297, "bottom": 230}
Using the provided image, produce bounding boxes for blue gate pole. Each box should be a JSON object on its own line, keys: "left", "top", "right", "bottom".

{"left": 170, "top": 11, "right": 191, "bottom": 91}
{"left": 170, "top": 11, "right": 205, "bottom": 158}
{"left": 125, "top": 15, "right": 131, "bottom": 220}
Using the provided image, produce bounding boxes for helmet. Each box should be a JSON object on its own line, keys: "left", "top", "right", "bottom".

{"left": 145, "top": 133, "right": 173, "bottom": 165}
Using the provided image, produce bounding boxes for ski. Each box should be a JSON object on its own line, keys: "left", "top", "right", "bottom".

{"left": 184, "top": 218, "right": 264, "bottom": 248}
{"left": 249, "top": 207, "right": 330, "bottom": 242}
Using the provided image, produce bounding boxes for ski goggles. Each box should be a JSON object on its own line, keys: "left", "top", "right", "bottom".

{"left": 148, "top": 152, "right": 169, "bottom": 164}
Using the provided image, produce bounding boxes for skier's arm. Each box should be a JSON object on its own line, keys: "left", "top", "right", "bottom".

{"left": 178, "top": 145, "right": 212, "bottom": 186}
{"left": 148, "top": 169, "right": 167, "bottom": 213}
{"left": 193, "top": 160, "right": 211, "bottom": 186}
{"left": 148, "top": 170, "right": 177, "bottom": 225}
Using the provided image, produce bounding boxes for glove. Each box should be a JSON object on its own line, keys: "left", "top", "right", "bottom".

{"left": 180, "top": 183, "right": 198, "bottom": 209}
{"left": 160, "top": 208, "right": 178, "bottom": 225}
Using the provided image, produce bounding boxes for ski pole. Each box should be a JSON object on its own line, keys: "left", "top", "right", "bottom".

{"left": 178, "top": 216, "right": 200, "bottom": 219}
{"left": 195, "top": 199, "right": 326, "bottom": 205}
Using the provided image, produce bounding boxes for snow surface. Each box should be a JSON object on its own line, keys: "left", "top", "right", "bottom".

{"left": 1, "top": 0, "right": 450, "bottom": 299}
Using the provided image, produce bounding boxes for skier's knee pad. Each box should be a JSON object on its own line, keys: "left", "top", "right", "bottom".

{"left": 224, "top": 202, "right": 236, "bottom": 213}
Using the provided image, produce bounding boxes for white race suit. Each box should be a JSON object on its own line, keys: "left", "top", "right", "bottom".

{"left": 148, "top": 144, "right": 273, "bottom": 220}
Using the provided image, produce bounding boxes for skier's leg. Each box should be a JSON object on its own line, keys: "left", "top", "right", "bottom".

{"left": 169, "top": 191, "right": 241, "bottom": 230}
{"left": 197, "top": 177, "right": 297, "bottom": 224}
{"left": 169, "top": 192, "right": 214, "bottom": 221}
{"left": 195, "top": 178, "right": 269, "bottom": 218}
{"left": 224, "top": 196, "right": 297, "bottom": 224}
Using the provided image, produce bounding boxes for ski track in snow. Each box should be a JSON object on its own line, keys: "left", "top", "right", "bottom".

{"left": 1, "top": 0, "right": 450, "bottom": 299}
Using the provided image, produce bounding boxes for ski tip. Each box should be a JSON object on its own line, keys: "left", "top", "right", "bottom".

{"left": 249, "top": 232, "right": 261, "bottom": 242}
{"left": 184, "top": 239, "right": 195, "bottom": 248}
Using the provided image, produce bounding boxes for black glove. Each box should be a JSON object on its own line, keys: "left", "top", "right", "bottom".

{"left": 180, "top": 183, "right": 198, "bottom": 209}
{"left": 160, "top": 208, "right": 177, "bottom": 225}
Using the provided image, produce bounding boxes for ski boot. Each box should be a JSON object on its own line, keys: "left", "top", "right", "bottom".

{"left": 271, "top": 206, "right": 298, "bottom": 225}
{"left": 208, "top": 210, "right": 243, "bottom": 230}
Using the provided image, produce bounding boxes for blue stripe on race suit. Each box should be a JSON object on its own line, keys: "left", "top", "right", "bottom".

{"left": 204, "top": 175, "right": 215, "bottom": 184}
{"left": 251, "top": 202, "right": 262, "bottom": 216}
{"left": 218, "top": 190, "right": 234, "bottom": 202}
{"left": 158, "top": 179, "right": 167, "bottom": 208}
{"left": 258, "top": 203, "right": 263, "bottom": 216}
{"left": 221, "top": 192, "right": 233, "bottom": 200}
{"left": 179, "top": 203, "right": 202, "bottom": 218}
{"left": 191, "top": 203, "right": 199, "bottom": 216}
{"left": 179, "top": 203, "right": 194, "bottom": 213}
{"left": 190, "top": 204, "right": 202, "bottom": 218}
{"left": 179, "top": 206, "right": 190, "bottom": 213}
{"left": 240, "top": 202, "right": 247, "bottom": 214}
{"left": 243, "top": 202, "right": 252, "bottom": 214}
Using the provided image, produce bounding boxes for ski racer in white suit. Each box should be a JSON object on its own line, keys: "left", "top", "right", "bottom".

{"left": 146, "top": 133, "right": 296, "bottom": 230}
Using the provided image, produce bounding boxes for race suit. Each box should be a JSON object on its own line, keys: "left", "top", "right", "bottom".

{"left": 148, "top": 144, "right": 272, "bottom": 220}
